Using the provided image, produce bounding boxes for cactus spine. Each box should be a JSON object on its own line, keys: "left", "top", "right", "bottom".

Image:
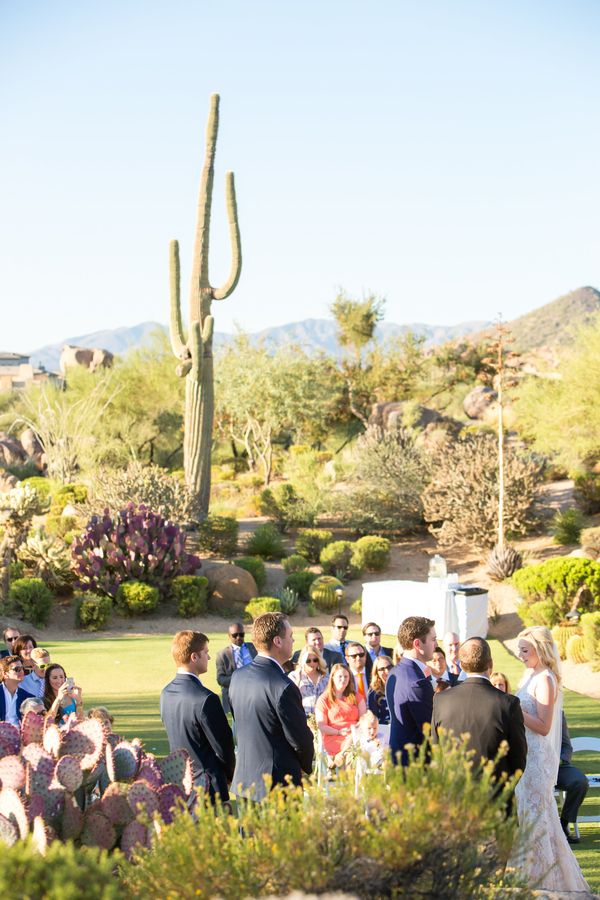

{"left": 169, "top": 93, "right": 242, "bottom": 519}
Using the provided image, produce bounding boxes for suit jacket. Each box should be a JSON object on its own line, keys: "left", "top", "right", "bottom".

{"left": 229, "top": 655, "right": 314, "bottom": 801}
{"left": 160, "top": 673, "right": 235, "bottom": 802}
{"left": 365, "top": 645, "right": 394, "bottom": 682}
{"left": 291, "top": 646, "right": 344, "bottom": 671}
{"left": 386, "top": 656, "right": 434, "bottom": 765}
{"left": 0, "top": 649, "right": 10, "bottom": 659}
{"left": 215, "top": 642, "right": 257, "bottom": 714}
{"left": 431, "top": 676, "right": 527, "bottom": 785}
{"left": 0, "top": 685, "right": 34, "bottom": 722}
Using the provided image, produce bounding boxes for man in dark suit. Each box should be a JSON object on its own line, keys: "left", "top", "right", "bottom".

{"left": 557, "top": 711, "right": 589, "bottom": 844}
{"left": 215, "top": 622, "right": 257, "bottom": 714}
{"left": 386, "top": 616, "right": 436, "bottom": 766}
{"left": 229, "top": 612, "right": 314, "bottom": 801}
{"left": 324, "top": 614, "right": 350, "bottom": 657}
{"left": 0, "top": 627, "right": 21, "bottom": 660}
{"left": 0, "top": 655, "right": 34, "bottom": 723}
{"left": 291, "top": 627, "right": 344, "bottom": 671}
{"left": 362, "top": 621, "right": 393, "bottom": 682}
{"left": 160, "top": 630, "right": 235, "bottom": 804}
{"left": 432, "top": 637, "right": 527, "bottom": 791}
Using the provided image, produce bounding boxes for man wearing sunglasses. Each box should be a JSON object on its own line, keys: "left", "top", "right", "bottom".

{"left": 0, "top": 627, "right": 21, "bottom": 659}
{"left": 290, "top": 627, "right": 344, "bottom": 672}
{"left": 324, "top": 615, "right": 350, "bottom": 656}
{"left": 345, "top": 642, "right": 370, "bottom": 704}
{"left": 362, "top": 622, "right": 394, "bottom": 682}
{"left": 0, "top": 655, "right": 34, "bottom": 725}
{"left": 21, "top": 647, "right": 50, "bottom": 698}
{"left": 215, "top": 622, "right": 257, "bottom": 715}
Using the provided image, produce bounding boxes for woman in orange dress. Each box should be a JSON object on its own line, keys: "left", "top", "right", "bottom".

{"left": 315, "top": 663, "right": 367, "bottom": 765}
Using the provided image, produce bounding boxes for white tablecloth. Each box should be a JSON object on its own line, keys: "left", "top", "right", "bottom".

{"left": 361, "top": 578, "right": 488, "bottom": 643}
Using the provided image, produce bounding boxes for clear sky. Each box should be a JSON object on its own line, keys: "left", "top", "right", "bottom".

{"left": 2, "top": 0, "right": 600, "bottom": 352}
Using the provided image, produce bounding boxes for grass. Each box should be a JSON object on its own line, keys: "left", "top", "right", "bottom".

{"left": 43, "top": 627, "right": 600, "bottom": 891}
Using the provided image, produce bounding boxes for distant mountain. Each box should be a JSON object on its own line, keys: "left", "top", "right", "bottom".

{"left": 29, "top": 318, "right": 489, "bottom": 372}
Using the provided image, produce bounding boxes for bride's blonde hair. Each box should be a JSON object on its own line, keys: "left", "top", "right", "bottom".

{"left": 517, "top": 626, "right": 562, "bottom": 687}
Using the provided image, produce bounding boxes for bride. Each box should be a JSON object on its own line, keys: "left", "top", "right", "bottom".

{"left": 512, "top": 625, "right": 589, "bottom": 892}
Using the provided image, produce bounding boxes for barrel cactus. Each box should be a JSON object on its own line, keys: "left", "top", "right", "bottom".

{"left": 551, "top": 623, "right": 583, "bottom": 660}
{"left": 309, "top": 575, "right": 345, "bottom": 611}
{"left": 566, "top": 633, "right": 588, "bottom": 665}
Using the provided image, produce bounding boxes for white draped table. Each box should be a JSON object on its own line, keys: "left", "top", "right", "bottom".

{"left": 361, "top": 577, "right": 488, "bottom": 643}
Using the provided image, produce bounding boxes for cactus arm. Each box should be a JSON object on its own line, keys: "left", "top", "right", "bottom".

{"left": 189, "top": 320, "right": 203, "bottom": 381}
{"left": 169, "top": 240, "right": 189, "bottom": 360}
{"left": 189, "top": 93, "right": 219, "bottom": 321}
{"left": 213, "top": 171, "right": 242, "bottom": 300}
{"left": 202, "top": 315, "right": 214, "bottom": 345}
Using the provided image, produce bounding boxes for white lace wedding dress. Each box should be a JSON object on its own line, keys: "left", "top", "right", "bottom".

{"left": 512, "top": 669, "right": 590, "bottom": 892}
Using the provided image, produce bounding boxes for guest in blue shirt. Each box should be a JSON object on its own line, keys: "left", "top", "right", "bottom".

{"left": 324, "top": 614, "right": 350, "bottom": 656}
{"left": 216, "top": 622, "right": 257, "bottom": 715}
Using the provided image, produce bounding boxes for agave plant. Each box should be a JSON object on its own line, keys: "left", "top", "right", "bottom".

{"left": 18, "top": 527, "right": 74, "bottom": 592}
{"left": 486, "top": 542, "right": 522, "bottom": 582}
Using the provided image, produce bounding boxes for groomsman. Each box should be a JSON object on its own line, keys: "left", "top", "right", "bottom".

{"left": 362, "top": 621, "right": 393, "bottom": 681}
{"left": 324, "top": 614, "right": 350, "bottom": 656}
{"left": 387, "top": 616, "right": 436, "bottom": 766}
{"left": 215, "top": 622, "right": 257, "bottom": 715}
{"left": 345, "top": 642, "right": 369, "bottom": 704}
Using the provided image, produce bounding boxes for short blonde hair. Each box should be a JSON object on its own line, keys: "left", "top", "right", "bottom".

{"left": 359, "top": 710, "right": 378, "bottom": 733}
{"left": 171, "top": 630, "right": 208, "bottom": 666}
{"left": 31, "top": 647, "right": 50, "bottom": 663}
{"left": 88, "top": 706, "right": 115, "bottom": 725}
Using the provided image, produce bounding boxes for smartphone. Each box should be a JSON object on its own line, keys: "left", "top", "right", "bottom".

{"left": 66, "top": 677, "right": 75, "bottom": 690}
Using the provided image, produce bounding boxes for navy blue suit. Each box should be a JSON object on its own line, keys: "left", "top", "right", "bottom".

{"left": 386, "top": 656, "right": 433, "bottom": 765}
{"left": 160, "top": 673, "right": 235, "bottom": 802}
{"left": 0, "top": 686, "right": 34, "bottom": 722}
{"left": 229, "top": 655, "right": 314, "bottom": 800}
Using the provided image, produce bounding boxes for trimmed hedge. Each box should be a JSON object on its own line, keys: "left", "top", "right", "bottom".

{"left": 245, "top": 524, "right": 286, "bottom": 560}
{"left": 75, "top": 593, "right": 112, "bottom": 631}
{"left": 171, "top": 575, "right": 209, "bottom": 618}
{"left": 294, "top": 529, "right": 333, "bottom": 564}
{"left": 245, "top": 597, "right": 281, "bottom": 620}
{"left": 320, "top": 541, "right": 362, "bottom": 581}
{"left": 352, "top": 535, "right": 391, "bottom": 572}
{"left": 512, "top": 558, "right": 600, "bottom": 627}
{"left": 115, "top": 581, "right": 159, "bottom": 617}
{"left": 10, "top": 577, "right": 53, "bottom": 627}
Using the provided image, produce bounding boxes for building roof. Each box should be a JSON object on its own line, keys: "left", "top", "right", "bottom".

{"left": 0, "top": 352, "right": 29, "bottom": 360}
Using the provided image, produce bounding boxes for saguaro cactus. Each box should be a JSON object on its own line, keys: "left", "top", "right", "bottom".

{"left": 169, "top": 93, "right": 242, "bottom": 518}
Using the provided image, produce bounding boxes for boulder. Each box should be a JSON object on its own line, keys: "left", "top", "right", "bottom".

{"left": 0, "top": 468, "right": 18, "bottom": 493}
{"left": 0, "top": 433, "right": 27, "bottom": 467}
{"left": 19, "top": 428, "right": 44, "bottom": 463}
{"left": 463, "top": 386, "right": 498, "bottom": 420}
{"left": 60, "top": 345, "right": 114, "bottom": 375}
{"left": 205, "top": 564, "right": 257, "bottom": 615}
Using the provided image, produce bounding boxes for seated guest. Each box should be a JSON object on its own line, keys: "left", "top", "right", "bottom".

{"left": 358, "top": 710, "right": 386, "bottom": 768}
{"left": 362, "top": 622, "right": 393, "bottom": 680}
{"left": 289, "top": 646, "right": 329, "bottom": 717}
{"left": 345, "top": 642, "right": 369, "bottom": 705}
{"left": 88, "top": 706, "right": 115, "bottom": 734}
{"left": 0, "top": 626, "right": 21, "bottom": 659}
{"left": 21, "top": 647, "right": 50, "bottom": 698}
{"left": 557, "top": 711, "right": 589, "bottom": 845}
{"left": 429, "top": 646, "right": 448, "bottom": 690}
{"left": 291, "top": 627, "right": 344, "bottom": 671}
{"left": 13, "top": 634, "right": 37, "bottom": 674}
{"left": 490, "top": 671, "right": 511, "bottom": 693}
{"left": 367, "top": 654, "right": 393, "bottom": 725}
{"left": 324, "top": 614, "right": 350, "bottom": 656}
{"left": 316, "top": 663, "right": 366, "bottom": 768}
{"left": 20, "top": 697, "right": 45, "bottom": 716}
{"left": 0, "top": 655, "right": 34, "bottom": 724}
{"left": 44, "top": 664, "right": 84, "bottom": 727}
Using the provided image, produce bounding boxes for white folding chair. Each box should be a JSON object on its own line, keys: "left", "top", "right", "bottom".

{"left": 568, "top": 736, "right": 600, "bottom": 838}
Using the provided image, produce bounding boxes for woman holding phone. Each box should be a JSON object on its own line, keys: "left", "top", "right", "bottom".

{"left": 43, "top": 664, "right": 84, "bottom": 727}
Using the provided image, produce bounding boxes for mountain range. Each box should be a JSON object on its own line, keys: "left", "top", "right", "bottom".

{"left": 28, "top": 285, "right": 600, "bottom": 373}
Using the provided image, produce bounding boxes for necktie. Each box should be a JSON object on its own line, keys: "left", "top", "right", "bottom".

{"left": 357, "top": 673, "right": 365, "bottom": 699}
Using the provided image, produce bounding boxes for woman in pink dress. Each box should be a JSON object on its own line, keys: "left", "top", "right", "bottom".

{"left": 316, "top": 664, "right": 366, "bottom": 766}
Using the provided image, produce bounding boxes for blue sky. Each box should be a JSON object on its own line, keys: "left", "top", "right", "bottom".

{"left": 2, "top": 1, "right": 600, "bottom": 351}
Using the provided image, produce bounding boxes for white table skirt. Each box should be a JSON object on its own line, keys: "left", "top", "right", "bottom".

{"left": 361, "top": 578, "right": 488, "bottom": 644}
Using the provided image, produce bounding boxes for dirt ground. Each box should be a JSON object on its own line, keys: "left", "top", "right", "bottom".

{"left": 5, "top": 480, "right": 600, "bottom": 699}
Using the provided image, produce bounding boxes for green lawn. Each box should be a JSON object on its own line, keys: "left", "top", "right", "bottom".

{"left": 43, "top": 628, "right": 600, "bottom": 891}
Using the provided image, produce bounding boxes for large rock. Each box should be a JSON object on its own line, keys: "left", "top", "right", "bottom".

{"left": 0, "top": 468, "right": 18, "bottom": 493}
{"left": 0, "top": 433, "right": 27, "bottom": 467}
{"left": 60, "top": 345, "right": 114, "bottom": 375}
{"left": 463, "top": 386, "right": 498, "bottom": 419}
{"left": 205, "top": 563, "right": 257, "bottom": 615}
{"left": 19, "top": 428, "right": 44, "bottom": 464}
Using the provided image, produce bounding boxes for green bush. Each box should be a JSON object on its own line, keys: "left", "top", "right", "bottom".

{"left": 245, "top": 596, "right": 281, "bottom": 620}
{"left": 282, "top": 553, "right": 309, "bottom": 574}
{"left": 294, "top": 528, "right": 333, "bottom": 564}
{"left": 21, "top": 476, "right": 52, "bottom": 509}
{"left": 234, "top": 556, "right": 267, "bottom": 590}
{"left": 283, "top": 570, "right": 317, "bottom": 600}
{"left": 351, "top": 535, "right": 391, "bottom": 572}
{"left": 350, "top": 596, "right": 363, "bottom": 615}
{"left": 197, "top": 515, "right": 239, "bottom": 557}
{"left": 245, "top": 524, "right": 286, "bottom": 560}
{"left": 551, "top": 508, "right": 584, "bottom": 545}
{"left": 171, "top": 575, "right": 209, "bottom": 618}
{"left": 10, "top": 577, "right": 53, "bottom": 626}
{"left": 574, "top": 472, "right": 600, "bottom": 515}
{"left": 309, "top": 575, "right": 345, "bottom": 611}
{"left": 120, "top": 733, "right": 528, "bottom": 899}
{"left": 53, "top": 482, "right": 89, "bottom": 507}
{"left": 0, "top": 838, "right": 119, "bottom": 899}
{"left": 7, "top": 461, "right": 40, "bottom": 481}
{"left": 75, "top": 593, "right": 112, "bottom": 631}
{"left": 46, "top": 514, "right": 78, "bottom": 539}
{"left": 512, "top": 557, "right": 600, "bottom": 627}
{"left": 319, "top": 540, "right": 362, "bottom": 581}
{"left": 581, "top": 611, "right": 600, "bottom": 666}
{"left": 258, "top": 483, "right": 315, "bottom": 532}
{"left": 115, "top": 581, "right": 159, "bottom": 617}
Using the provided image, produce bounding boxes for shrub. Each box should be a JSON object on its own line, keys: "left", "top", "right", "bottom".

{"left": 282, "top": 553, "right": 309, "bottom": 574}
{"left": 581, "top": 611, "right": 600, "bottom": 666}
{"left": 171, "top": 575, "right": 209, "bottom": 618}
{"left": 0, "top": 838, "right": 119, "bottom": 900}
{"left": 115, "top": 581, "right": 159, "bottom": 617}
{"left": 423, "top": 431, "right": 543, "bottom": 549}
{"left": 120, "top": 733, "right": 528, "bottom": 899}
{"left": 83, "top": 462, "right": 191, "bottom": 523}
{"left": 284, "top": 570, "right": 317, "bottom": 600}
{"left": 245, "top": 596, "right": 281, "bottom": 620}
{"left": 319, "top": 541, "right": 362, "bottom": 581}
{"left": 512, "top": 557, "right": 600, "bottom": 627}
{"left": 294, "top": 528, "right": 333, "bottom": 564}
{"left": 551, "top": 622, "right": 583, "bottom": 660}
{"left": 10, "top": 577, "right": 53, "bottom": 626}
{"left": 551, "top": 508, "right": 584, "bottom": 545}
{"left": 45, "top": 514, "right": 79, "bottom": 539}
{"left": 197, "top": 515, "right": 239, "bottom": 557}
{"left": 21, "top": 476, "right": 52, "bottom": 509}
{"left": 234, "top": 556, "right": 267, "bottom": 590}
{"left": 309, "top": 575, "right": 345, "bottom": 611}
{"left": 275, "top": 586, "right": 299, "bottom": 615}
{"left": 351, "top": 535, "right": 391, "bottom": 572}
{"left": 71, "top": 504, "right": 200, "bottom": 599}
{"left": 7, "top": 461, "right": 40, "bottom": 481}
{"left": 574, "top": 472, "right": 600, "bottom": 515}
{"left": 258, "top": 483, "right": 315, "bottom": 532}
{"left": 75, "top": 593, "right": 113, "bottom": 631}
{"left": 581, "top": 526, "right": 600, "bottom": 558}
{"left": 350, "top": 595, "right": 362, "bottom": 615}
{"left": 245, "top": 524, "right": 286, "bottom": 560}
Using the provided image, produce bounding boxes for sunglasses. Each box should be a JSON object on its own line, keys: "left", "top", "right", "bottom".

{"left": 306, "top": 657, "right": 319, "bottom": 664}
{"left": 230, "top": 633, "right": 245, "bottom": 639}
{"left": 334, "top": 624, "right": 348, "bottom": 630}
{"left": 378, "top": 664, "right": 392, "bottom": 672}
{"left": 365, "top": 631, "right": 381, "bottom": 637}
{"left": 36, "top": 663, "right": 49, "bottom": 671}
{"left": 348, "top": 652, "right": 365, "bottom": 659}
{"left": 6, "top": 636, "right": 19, "bottom": 642}
{"left": 8, "top": 666, "right": 24, "bottom": 673}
